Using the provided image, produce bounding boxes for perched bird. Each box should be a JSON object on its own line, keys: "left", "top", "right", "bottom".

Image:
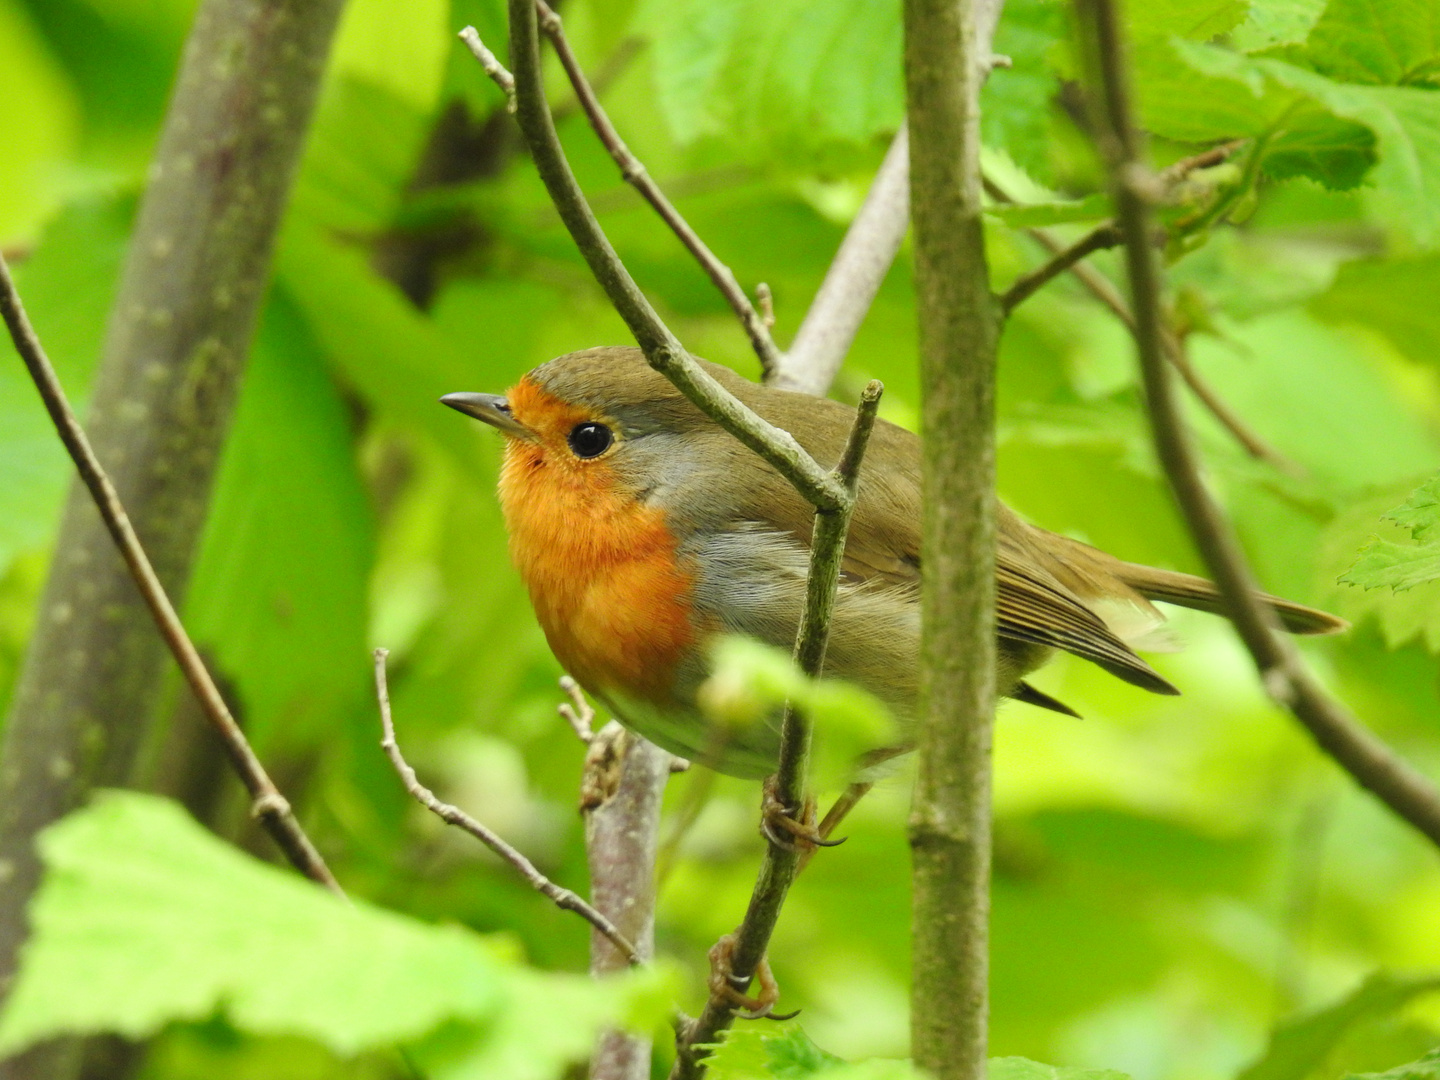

{"left": 442, "top": 346, "right": 1345, "bottom": 780}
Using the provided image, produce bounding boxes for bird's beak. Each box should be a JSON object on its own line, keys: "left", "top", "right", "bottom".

{"left": 440, "top": 392, "right": 535, "bottom": 440}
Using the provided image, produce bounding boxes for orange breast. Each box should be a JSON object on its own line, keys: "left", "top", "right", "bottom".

{"left": 498, "top": 437, "right": 697, "bottom": 704}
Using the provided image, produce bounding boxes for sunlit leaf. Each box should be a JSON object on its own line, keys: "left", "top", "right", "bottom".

{"left": 1340, "top": 475, "right": 1440, "bottom": 592}
{"left": 1346, "top": 1048, "right": 1440, "bottom": 1080}
{"left": 1239, "top": 974, "right": 1440, "bottom": 1080}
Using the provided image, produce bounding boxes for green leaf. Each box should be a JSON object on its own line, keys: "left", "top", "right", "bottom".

{"left": 1292, "top": 0, "right": 1440, "bottom": 88}
{"left": 1127, "top": 0, "right": 1247, "bottom": 43}
{"left": 982, "top": 0, "right": 1067, "bottom": 179}
{"left": 705, "top": 1024, "right": 919, "bottom": 1080}
{"left": 183, "top": 287, "right": 374, "bottom": 751}
{"left": 0, "top": 791, "right": 505, "bottom": 1056}
{"left": 1237, "top": 972, "right": 1440, "bottom": 1080}
{"left": 0, "top": 792, "right": 673, "bottom": 1075}
{"left": 988, "top": 1059, "right": 1131, "bottom": 1080}
{"left": 1312, "top": 252, "right": 1440, "bottom": 365}
{"left": 1149, "top": 41, "right": 1440, "bottom": 243}
{"left": 635, "top": 0, "right": 903, "bottom": 160}
{"left": 1231, "top": 0, "right": 1328, "bottom": 52}
{"left": 986, "top": 194, "right": 1112, "bottom": 228}
{"left": 1341, "top": 475, "right": 1440, "bottom": 592}
{"left": 1347, "top": 1048, "right": 1440, "bottom": 1080}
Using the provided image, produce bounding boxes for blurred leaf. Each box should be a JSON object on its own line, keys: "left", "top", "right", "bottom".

{"left": 0, "top": 0, "right": 80, "bottom": 237}
{"left": 1231, "top": 0, "right": 1328, "bottom": 52}
{"left": 1127, "top": 0, "right": 1247, "bottom": 42}
{"left": 1347, "top": 1048, "right": 1440, "bottom": 1080}
{"left": 706, "top": 1023, "right": 918, "bottom": 1079}
{"left": 0, "top": 791, "right": 504, "bottom": 1056}
{"left": 328, "top": 0, "right": 449, "bottom": 114}
{"left": 983, "top": 0, "right": 1067, "bottom": 179}
{"left": 987, "top": 195, "right": 1111, "bottom": 228}
{"left": 0, "top": 791, "right": 673, "bottom": 1077}
{"left": 1340, "top": 475, "right": 1440, "bottom": 592}
{"left": 1238, "top": 973, "right": 1440, "bottom": 1080}
{"left": 1289, "top": 0, "right": 1440, "bottom": 88}
{"left": 183, "top": 288, "right": 374, "bottom": 751}
{"left": 635, "top": 0, "right": 902, "bottom": 161}
{"left": 1311, "top": 253, "right": 1440, "bottom": 365}
{"left": 0, "top": 195, "right": 132, "bottom": 572}
{"left": 988, "top": 1060, "right": 1130, "bottom": 1080}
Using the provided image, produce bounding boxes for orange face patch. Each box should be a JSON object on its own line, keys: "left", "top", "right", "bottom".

{"left": 497, "top": 377, "right": 696, "bottom": 704}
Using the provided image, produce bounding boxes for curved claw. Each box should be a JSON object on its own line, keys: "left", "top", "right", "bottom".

{"left": 707, "top": 933, "right": 793, "bottom": 1021}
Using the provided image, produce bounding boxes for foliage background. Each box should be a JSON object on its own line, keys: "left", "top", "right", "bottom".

{"left": 3, "top": 0, "right": 1440, "bottom": 1076}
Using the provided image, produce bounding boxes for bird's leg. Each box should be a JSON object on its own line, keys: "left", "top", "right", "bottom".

{"left": 707, "top": 932, "right": 798, "bottom": 1021}
{"left": 760, "top": 775, "right": 847, "bottom": 853}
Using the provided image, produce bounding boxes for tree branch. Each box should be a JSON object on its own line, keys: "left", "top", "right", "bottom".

{"left": 671, "top": 382, "right": 883, "bottom": 1080}
{"left": 373, "top": 650, "right": 642, "bottom": 964}
{"left": 903, "top": 0, "right": 999, "bottom": 1076}
{"left": 0, "top": 255, "right": 343, "bottom": 899}
{"left": 0, "top": 0, "right": 347, "bottom": 1043}
{"left": 583, "top": 721, "right": 673, "bottom": 1080}
{"left": 997, "top": 220, "right": 1121, "bottom": 315}
{"left": 520, "top": 4, "right": 784, "bottom": 380}
{"left": 1077, "top": 0, "right": 1440, "bottom": 851}
{"left": 492, "top": 8, "right": 848, "bottom": 510}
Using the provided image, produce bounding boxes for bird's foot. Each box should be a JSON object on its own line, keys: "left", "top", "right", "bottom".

{"left": 760, "top": 775, "right": 847, "bottom": 853}
{"left": 707, "top": 932, "right": 798, "bottom": 1021}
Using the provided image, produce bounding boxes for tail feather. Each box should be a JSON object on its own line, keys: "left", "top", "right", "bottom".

{"left": 1115, "top": 562, "right": 1348, "bottom": 636}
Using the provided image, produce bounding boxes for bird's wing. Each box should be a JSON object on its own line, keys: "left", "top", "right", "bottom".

{"left": 995, "top": 557, "right": 1178, "bottom": 694}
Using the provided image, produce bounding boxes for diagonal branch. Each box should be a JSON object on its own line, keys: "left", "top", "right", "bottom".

{"left": 1077, "top": 0, "right": 1440, "bottom": 852}
{"left": 0, "top": 254, "right": 343, "bottom": 897}
{"left": 477, "top": 11, "right": 845, "bottom": 510}
{"left": 373, "top": 650, "right": 642, "bottom": 963}
{"left": 518, "top": 2, "right": 784, "bottom": 379}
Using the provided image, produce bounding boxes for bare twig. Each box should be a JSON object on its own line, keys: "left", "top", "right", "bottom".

{"left": 559, "top": 674, "right": 596, "bottom": 743}
{"left": 458, "top": 26, "right": 516, "bottom": 111}
{"left": 373, "top": 649, "right": 642, "bottom": 962}
{"left": 775, "top": 126, "right": 912, "bottom": 394}
{"left": 756, "top": 283, "right": 775, "bottom": 331}
{"left": 997, "top": 220, "right": 1121, "bottom": 315}
{"left": 1078, "top": 0, "right": 1440, "bottom": 851}
{"left": 672, "top": 381, "right": 884, "bottom": 1079}
{"left": 482, "top": 13, "right": 846, "bottom": 509}
{"left": 531, "top": 1, "right": 784, "bottom": 380}
{"left": 0, "top": 254, "right": 343, "bottom": 897}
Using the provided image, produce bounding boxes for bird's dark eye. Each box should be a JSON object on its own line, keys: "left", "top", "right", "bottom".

{"left": 567, "top": 422, "right": 613, "bottom": 458}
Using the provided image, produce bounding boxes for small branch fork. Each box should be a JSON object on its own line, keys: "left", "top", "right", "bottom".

{"left": 0, "top": 253, "right": 343, "bottom": 898}
{"left": 1076, "top": 0, "right": 1440, "bottom": 851}
{"left": 373, "top": 649, "right": 643, "bottom": 964}
{"left": 984, "top": 170, "right": 1291, "bottom": 468}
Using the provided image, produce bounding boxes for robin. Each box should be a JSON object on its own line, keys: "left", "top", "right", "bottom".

{"left": 442, "top": 346, "right": 1345, "bottom": 781}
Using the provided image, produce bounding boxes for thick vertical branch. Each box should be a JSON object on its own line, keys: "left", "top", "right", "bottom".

{"left": 1075, "top": 0, "right": 1440, "bottom": 850}
{"left": 903, "top": 0, "right": 999, "bottom": 1077}
{"left": 583, "top": 723, "right": 672, "bottom": 1080}
{"left": 0, "top": 0, "right": 346, "bottom": 1053}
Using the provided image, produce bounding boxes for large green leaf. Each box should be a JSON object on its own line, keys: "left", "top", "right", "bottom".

{"left": 0, "top": 0, "right": 80, "bottom": 237}
{"left": 183, "top": 287, "right": 374, "bottom": 751}
{"left": 0, "top": 791, "right": 670, "bottom": 1072}
{"left": 635, "top": 0, "right": 903, "bottom": 160}
{"left": 1312, "top": 253, "right": 1440, "bottom": 365}
{"left": 1238, "top": 974, "right": 1440, "bottom": 1080}
{"left": 1290, "top": 0, "right": 1440, "bottom": 88}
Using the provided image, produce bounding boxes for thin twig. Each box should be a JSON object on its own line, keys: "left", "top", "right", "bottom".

{"left": 373, "top": 649, "right": 643, "bottom": 962}
{"left": 672, "top": 381, "right": 884, "bottom": 1079}
{"left": 1078, "top": 0, "right": 1440, "bottom": 851}
{"left": 531, "top": 1, "right": 784, "bottom": 380}
{"left": 997, "top": 220, "right": 1121, "bottom": 314}
{"left": 458, "top": 26, "right": 516, "bottom": 111}
{"left": 985, "top": 174, "right": 1293, "bottom": 469}
{"left": 0, "top": 254, "right": 343, "bottom": 897}
{"left": 476, "top": 14, "right": 847, "bottom": 510}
